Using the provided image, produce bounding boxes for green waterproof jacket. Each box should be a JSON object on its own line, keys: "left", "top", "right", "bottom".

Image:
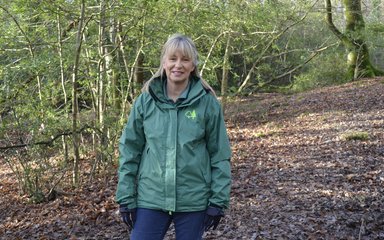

{"left": 115, "top": 76, "right": 231, "bottom": 212}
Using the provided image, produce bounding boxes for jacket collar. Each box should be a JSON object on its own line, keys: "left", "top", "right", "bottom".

{"left": 148, "top": 76, "right": 207, "bottom": 108}
{"left": 163, "top": 80, "right": 191, "bottom": 103}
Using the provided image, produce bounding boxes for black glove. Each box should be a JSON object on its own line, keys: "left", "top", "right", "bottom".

{"left": 204, "top": 205, "right": 224, "bottom": 231}
{"left": 119, "top": 205, "right": 136, "bottom": 230}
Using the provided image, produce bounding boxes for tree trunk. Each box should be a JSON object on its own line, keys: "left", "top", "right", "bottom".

{"left": 57, "top": 12, "right": 67, "bottom": 106}
{"left": 221, "top": 35, "right": 231, "bottom": 115}
{"left": 116, "top": 21, "right": 133, "bottom": 116}
{"left": 325, "top": 0, "right": 383, "bottom": 79}
{"left": 93, "top": 0, "right": 109, "bottom": 174}
{"left": 56, "top": 11, "right": 69, "bottom": 168}
{"left": 109, "top": 18, "right": 119, "bottom": 110}
{"left": 344, "top": 0, "right": 373, "bottom": 79}
{"left": 71, "top": 0, "right": 85, "bottom": 187}
{"left": 134, "top": 51, "right": 145, "bottom": 88}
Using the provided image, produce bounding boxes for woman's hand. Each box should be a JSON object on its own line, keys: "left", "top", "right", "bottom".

{"left": 204, "top": 205, "right": 224, "bottom": 231}
{"left": 119, "top": 205, "right": 137, "bottom": 230}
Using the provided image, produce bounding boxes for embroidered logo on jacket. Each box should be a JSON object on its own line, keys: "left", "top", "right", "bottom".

{"left": 185, "top": 110, "right": 197, "bottom": 120}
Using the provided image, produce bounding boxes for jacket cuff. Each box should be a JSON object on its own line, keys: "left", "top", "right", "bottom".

{"left": 119, "top": 201, "right": 137, "bottom": 209}
{"left": 208, "top": 202, "right": 223, "bottom": 209}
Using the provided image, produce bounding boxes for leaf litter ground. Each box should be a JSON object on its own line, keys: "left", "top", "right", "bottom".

{"left": 1, "top": 78, "right": 384, "bottom": 239}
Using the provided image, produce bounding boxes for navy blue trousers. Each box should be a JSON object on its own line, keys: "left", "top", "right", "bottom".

{"left": 130, "top": 208, "right": 206, "bottom": 240}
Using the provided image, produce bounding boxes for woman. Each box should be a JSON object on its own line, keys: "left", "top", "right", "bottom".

{"left": 116, "top": 33, "right": 231, "bottom": 240}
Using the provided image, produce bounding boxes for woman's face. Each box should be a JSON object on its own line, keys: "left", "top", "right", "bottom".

{"left": 163, "top": 50, "right": 195, "bottom": 85}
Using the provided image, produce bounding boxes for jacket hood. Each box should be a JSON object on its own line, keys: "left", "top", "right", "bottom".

{"left": 148, "top": 76, "right": 208, "bottom": 108}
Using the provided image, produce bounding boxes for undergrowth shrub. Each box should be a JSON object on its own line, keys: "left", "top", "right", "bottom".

{"left": 291, "top": 51, "right": 348, "bottom": 92}
{"left": 4, "top": 143, "right": 68, "bottom": 203}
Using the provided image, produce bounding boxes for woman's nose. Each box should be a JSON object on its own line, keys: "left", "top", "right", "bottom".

{"left": 175, "top": 59, "right": 183, "bottom": 67}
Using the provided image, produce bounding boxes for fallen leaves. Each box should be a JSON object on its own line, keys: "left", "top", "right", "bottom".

{"left": 1, "top": 78, "right": 384, "bottom": 239}
{"left": 223, "top": 78, "right": 384, "bottom": 239}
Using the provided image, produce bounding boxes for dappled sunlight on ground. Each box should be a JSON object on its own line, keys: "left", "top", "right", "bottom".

{"left": 1, "top": 78, "right": 384, "bottom": 239}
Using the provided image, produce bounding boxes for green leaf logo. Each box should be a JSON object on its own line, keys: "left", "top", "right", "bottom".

{"left": 185, "top": 110, "right": 197, "bottom": 120}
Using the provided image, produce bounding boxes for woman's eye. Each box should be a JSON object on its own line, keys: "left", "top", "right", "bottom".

{"left": 182, "top": 58, "right": 190, "bottom": 61}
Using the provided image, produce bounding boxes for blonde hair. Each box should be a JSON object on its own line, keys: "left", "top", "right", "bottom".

{"left": 142, "top": 33, "right": 215, "bottom": 95}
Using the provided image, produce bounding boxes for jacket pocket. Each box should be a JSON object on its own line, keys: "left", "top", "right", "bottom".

{"left": 200, "top": 160, "right": 212, "bottom": 186}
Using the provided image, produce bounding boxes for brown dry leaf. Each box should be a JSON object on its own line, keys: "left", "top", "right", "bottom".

{"left": 1, "top": 78, "right": 384, "bottom": 239}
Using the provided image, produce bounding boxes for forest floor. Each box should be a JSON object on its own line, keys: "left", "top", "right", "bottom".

{"left": 1, "top": 77, "right": 384, "bottom": 240}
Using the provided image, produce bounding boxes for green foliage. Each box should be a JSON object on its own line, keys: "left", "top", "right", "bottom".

{"left": 1, "top": 0, "right": 383, "bottom": 198}
{"left": 367, "top": 23, "right": 384, "bottom": 33}
{"left": 365, "top": 21, "right": 384, "bottom": 71}
{"left": 341, "top": 131, "right": 370, "bottom": 141}
{"left": 290, "top": 51, "right": 349, "bottom": 93}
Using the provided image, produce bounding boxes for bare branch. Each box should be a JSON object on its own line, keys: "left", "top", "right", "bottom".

{"left": 237, "top": 0, "right": 320, "bottom": 93}
{"left": 249, "top": 43, "right": 339, "bottom": 91}
{"left": 0, "top": 124, "right": 101, "bottom": 150}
